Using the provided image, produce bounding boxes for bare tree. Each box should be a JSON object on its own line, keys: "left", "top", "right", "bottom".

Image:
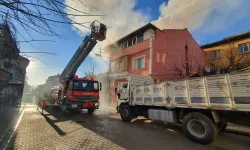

{"left": 83, "top": 66, "right": 95, "bottom": 78}
{"left": 223, "top": 45, "right": 246, "bottom": 72}
{"left": 207, "top": 45, "right": 250, "bottom": 74}
{"left": 0, "top": 0, "right": 104, "bottom": 63}
{"left": 168, "top": 47, "right": 204, "bottom": 79}
{"left": 0, "top": 0, "right": 103, "bottom": 39}
{"left": 206, "top": 58, "right": 221, "bottom": 75}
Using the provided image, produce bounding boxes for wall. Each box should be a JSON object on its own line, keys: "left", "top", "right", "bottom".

{"left": 0, "top": 83, "right": 23, "bottom": 105}
{"left": 204, "top": 38, "right": 250, "bottom": 69}
{"left": 151, "top": 29, "right": 204, "bottom": 81}
{"left": 128, "top": 49, "right": 150, "bottom": 76}
{"left": 143, "top": 28, "right": 155, "bottom": 41}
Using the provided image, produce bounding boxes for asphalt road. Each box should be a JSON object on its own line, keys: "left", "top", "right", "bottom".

{"left": 6, "top": 104, "right": 250, "bottom": 150}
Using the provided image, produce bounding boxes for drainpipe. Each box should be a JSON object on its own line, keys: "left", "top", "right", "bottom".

{"left": 185, "top": 45, "right": 190, "bottom": 76}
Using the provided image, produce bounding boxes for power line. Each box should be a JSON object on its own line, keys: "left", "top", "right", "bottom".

{"left": 20, "top": 52, "right": 57, "bottom": 55}
{"left": 27, "top": 65, "right": 66, "bottom": 70}
{"left": 191, "top": 0, "right": 221, "bottom": 15}
{"left": 21, "top": 55, "right": 48, "bottom": 65}
{"left": 95, "top": 48, "right": 109, "bottom": 66}
{"left": 161, "top": 0, "right": 221, "bottom": 18}
{"left": 161, "top": 0, "right": 197, "bottom": 17}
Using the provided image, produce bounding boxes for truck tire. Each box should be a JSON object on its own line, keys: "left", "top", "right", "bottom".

{"left": 120, "top": 105, "right": 133, "bottom": 122}
{"left": 87, "top": 108, "right": 95, "bottom": 114}
{"left": 61, "top": 102, "right": 70, "bottom": 116}
{"left": 182, "top": 112, "right": 218, "bottom": 144}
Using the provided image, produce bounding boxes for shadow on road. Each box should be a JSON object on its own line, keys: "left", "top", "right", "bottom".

{"left": 38, "top": 106, "right": 250, "bottom": 150}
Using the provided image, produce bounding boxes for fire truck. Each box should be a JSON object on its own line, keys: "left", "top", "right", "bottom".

{"left": 57, "top": 21, "right": 107, "bottom": 115}
{"left": 49, "top": 86, "right": 60, "bottom": 106}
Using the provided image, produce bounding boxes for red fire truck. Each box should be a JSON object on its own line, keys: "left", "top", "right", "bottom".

{"left": 57, "top": 21, "right": 106, "bottom": 115}
{"left": 49, "top": 86, "right": 60, "bottom": 106}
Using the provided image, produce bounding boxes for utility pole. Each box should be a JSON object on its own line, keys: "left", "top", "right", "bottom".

{"left": 95, "top": 48, "right": 110, "bottom": 66}
{"left": 95, "top": 48, "right": 111, "bottom": 106}
{"left": 185, "top": 45, "right": 190, "bottom": 76}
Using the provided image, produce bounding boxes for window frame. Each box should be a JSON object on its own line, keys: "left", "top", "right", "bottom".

{"left": 122, "top": 40, "right": 128, "bottom": 49}
{"left": 132, "top": 36, "right": 137, "bottom": 45}
{"left": 132, "top": 34, "right": 144, "bottom": 45}
{"left": 209, "top": 49, "right": 221, "bottom": 59}
{"left": 137, "top": 34, "right": 143, "bottom": 44}
{"left": 238, "top": 42, "right": 250, "bottom": 54}
{"left": 132, "top": 55, "right": 146, "bottom": 70}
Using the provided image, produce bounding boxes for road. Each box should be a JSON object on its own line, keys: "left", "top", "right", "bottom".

{"left": 5, "top": 104, "right": 250, "bottom": 150}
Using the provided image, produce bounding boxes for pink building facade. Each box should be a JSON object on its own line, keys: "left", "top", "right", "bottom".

{"left": 106, "top": 23, "right": 204, "bottom": 106}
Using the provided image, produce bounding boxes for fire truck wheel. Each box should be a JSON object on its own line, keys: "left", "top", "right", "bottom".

{"left": 62, "top": 102, "right": 70, "bottom": 116}
{"left": 182, "top": 112, "right": 218, "bottom": 145}
{"left": 120, "top": 105, "right": 132, "bottom": 122}
{"left": 87, "top": 108, "right": 95, "bottom": 114}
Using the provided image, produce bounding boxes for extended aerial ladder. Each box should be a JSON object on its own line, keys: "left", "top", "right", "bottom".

{"left": 60, "top": 21, "right": 107, "bottom": 82}
{"left": 45, "top": 21, "right": 107, "bottom": 115}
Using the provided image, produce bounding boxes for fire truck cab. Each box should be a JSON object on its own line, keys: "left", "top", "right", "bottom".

{"left": 59, "top": 76, "right": 101, "bottom": 114}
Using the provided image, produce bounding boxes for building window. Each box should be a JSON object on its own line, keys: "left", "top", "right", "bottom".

{"left": 209, "top": 50, "right": 221, "bottom": 59}
{"left": 132, "top": 34, "right": 143, "bottom": 45}
{"left": 238, "top": 42, "right": 250, "bottom": 54}
{"left": 122, "top": 40, "right": 128, "bottom": 49}
{"left": 133, "top": 56, "right": 145, "bottom": 70}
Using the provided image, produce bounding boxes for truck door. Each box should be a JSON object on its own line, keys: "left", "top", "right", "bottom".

{"left": 119, "top": 83, "right": 128, "bottom": 100}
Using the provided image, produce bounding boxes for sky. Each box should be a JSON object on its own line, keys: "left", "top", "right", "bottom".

{"left": 17, "top": 0, "right": 250, "bottom": 86}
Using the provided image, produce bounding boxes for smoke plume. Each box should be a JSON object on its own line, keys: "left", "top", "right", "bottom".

{"left": 65, "top": 0, "right": 250, "bottom": 72}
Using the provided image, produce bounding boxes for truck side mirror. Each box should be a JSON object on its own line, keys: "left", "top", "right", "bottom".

{"left": 99, "top": 82, "right": 102, "bottom": 91}
{"left": 122, "top": 83, "right": 128, "bottom": 88}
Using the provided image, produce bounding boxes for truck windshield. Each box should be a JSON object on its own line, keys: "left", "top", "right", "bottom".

{"left": 73, "top": 80, "right": 99, "bottom": 91}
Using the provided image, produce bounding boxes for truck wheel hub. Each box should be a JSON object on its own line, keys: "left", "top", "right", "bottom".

{"left": 122, "top": 109, "right": 129, "bottom": 118}
{"left": 187, "top": 119, "right": 206, "bottom": 138}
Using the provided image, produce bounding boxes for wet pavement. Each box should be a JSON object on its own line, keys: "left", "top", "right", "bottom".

{"left": 0, "top": 103, "right": 26, "bottom": 150}
{"left": 5, "top": 104, "right": 250, "bottom": 150}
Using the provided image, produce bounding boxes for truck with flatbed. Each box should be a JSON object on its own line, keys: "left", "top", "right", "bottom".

{"left": 116, "top": 72, "right": 250, "bottom": 144}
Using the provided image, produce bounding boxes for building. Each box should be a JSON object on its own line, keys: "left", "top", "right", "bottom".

{"left": 202, "top": 30, "right": 250, "bottom": 74}
{"left": 0, "top": 23, "right": 30, "bottom": 105}
{"left": 46, "top": 74, "right": 60, "bottom": 85}
{"left": 106, "top": 23, "right": 204, "bottom": 106}
{"left": 35, "top": 74, "right": 60, "bottom": 101}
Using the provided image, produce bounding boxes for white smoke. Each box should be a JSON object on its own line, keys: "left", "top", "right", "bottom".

{"left": 65, "top": 0, "right": 250, "bottom": 72}
{"left": 64, "top": 0, "right": 149, "bottom": 49}
{"left": 152, "top": 0, "right": 249, "bottom": 33}
{"left": 64, "top": 0, "right": 150, "bottom": 73}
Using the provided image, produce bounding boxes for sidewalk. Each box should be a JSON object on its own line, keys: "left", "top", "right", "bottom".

{"left": 0, "top": 103, "right": 26, "bottom": 150}
{"left": 7, "top": 104, "right": 123, "bottom": 150}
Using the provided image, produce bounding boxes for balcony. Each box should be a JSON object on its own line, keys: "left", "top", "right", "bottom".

{"left": 110, "top": 39, "right": 150, "bottom": 60}
{"left": 108, "top": 71, "right": 128, "bottom": 79}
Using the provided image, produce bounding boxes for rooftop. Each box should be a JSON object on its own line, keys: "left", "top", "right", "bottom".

{"left": 114, "top": 23, "right": 159, "bottom": 45}
{"left": 201, "top": 30, "right": 250, "bottom": 49}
